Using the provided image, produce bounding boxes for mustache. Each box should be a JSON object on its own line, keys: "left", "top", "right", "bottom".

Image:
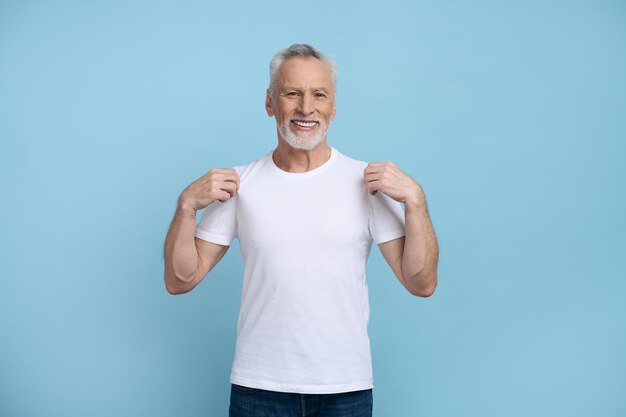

{"left": 290, "top": 115, "right": 320, "bottom": 122}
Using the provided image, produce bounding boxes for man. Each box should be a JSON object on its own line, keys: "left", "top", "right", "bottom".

{"left": 163, "top": 44, "right": 438, "bottom": 417}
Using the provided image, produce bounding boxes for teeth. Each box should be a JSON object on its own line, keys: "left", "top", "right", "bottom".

{"left": 293, "top": 120, "right": 317, "bottom": 127}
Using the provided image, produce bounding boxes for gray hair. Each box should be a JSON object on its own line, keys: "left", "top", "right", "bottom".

{"left": 269, "top": 43, "right": 338, "bottom": 93}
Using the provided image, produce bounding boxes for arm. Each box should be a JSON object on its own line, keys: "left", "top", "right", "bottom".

{"left": 364, "top": 162, "right": 439, "bottom": 297}
{"left": 163, "top": 168, "right": 239, "bottom": 295}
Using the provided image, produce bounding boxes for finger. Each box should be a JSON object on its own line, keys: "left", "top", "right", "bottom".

{"left": 220, "top": 181, "right": 238, "bottom": 196}
{"left": 216, "top": 190, "right": 232, "bottom": 202}
{"left": 205, "top": 168, "right": 238, "bottom": 182}
{"left": 366, "top": 162, "right": 388, "bottom": 169}
{"left": 215, "top": 172, "right": 240, "bottom": 181}
{"left": 220, "top": 178, "right": 240, "bottom": 193}
{"left": 364, "top": 164, "right": 388, "bottom": 175}
{"left": 206, "top": 167, "right": 226, "bottom": 177}
{"left": 364, "top": 164, "right": 379, "bottom": 175}
{"left": 366, "top": 180, "right": 380, "bottom": 195}
{"left": 212, "top": 167, "right": 238, "bottom": 174}
{"left": 363, "top": 172, "right": 382, "bottom": 183}
{"left": 226, "top": 181, "right": 239, "bottom": 194}
{"left": 367, "top": 161, "right": 398, "bottom": 172}
{"left": 213, "top": 173, "right": 240, "bottom": 191}
{"left": 223, "top": 174, "right": 241, "bottom": 190}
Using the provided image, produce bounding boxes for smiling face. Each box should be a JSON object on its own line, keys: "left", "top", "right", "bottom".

{"left": 266, "top": 57, "right": 337, "bottom": 150}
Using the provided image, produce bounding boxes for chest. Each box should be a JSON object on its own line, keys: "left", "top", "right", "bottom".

{"left": 235, "top": 175, "right": 370, "bottom": 249}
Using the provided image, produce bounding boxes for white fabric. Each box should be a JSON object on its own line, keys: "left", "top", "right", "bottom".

{"left": 194, "top": 147, "right": 405, "bottom": 394}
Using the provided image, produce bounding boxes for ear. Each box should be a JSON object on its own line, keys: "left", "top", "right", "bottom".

{"left": 331, "top": 103, "right": 336, "bottom": 121}
{"left": 265, "top": 89, "right": 275, "bottom": 117}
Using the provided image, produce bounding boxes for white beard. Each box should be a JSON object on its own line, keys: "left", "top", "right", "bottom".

{"left": 278, "top": 118, "right": 328, "bottom": 151}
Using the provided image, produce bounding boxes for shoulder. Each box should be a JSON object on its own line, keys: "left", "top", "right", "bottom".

{"left": 231, "top": 150, "right": 273, "bottom": 181}
{"left": 332, "top": 148, "right": 369, "bottom": 173}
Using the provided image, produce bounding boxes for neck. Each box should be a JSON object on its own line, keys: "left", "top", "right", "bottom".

{"left": 272, "top": 139, "right": 331, "bottom": 173}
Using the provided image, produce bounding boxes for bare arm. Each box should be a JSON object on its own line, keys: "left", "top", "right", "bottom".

{"left": 379, "top": 196, "right": 439, "bottom": 297}
{"left": 163, "top": 168, "right": 240, "bottom": 295}
{"left": 364, "top": 162, "right": 439, "bottom": 297}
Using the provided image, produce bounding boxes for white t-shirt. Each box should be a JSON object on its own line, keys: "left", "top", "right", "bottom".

{"left": 194, "top": 147, "right": 406, "bottom": 394}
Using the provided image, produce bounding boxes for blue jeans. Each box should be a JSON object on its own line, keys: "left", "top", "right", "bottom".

{"left": 229, "top": 384, "right": 373, "bottom": 417}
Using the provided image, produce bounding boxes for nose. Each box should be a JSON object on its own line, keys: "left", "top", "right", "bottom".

{"left": 298, "top": 94, "right": 314, "bottom": 116}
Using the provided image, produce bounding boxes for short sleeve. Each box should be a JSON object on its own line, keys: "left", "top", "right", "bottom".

{"left": 367, "top": 191, "right": 406, "bottom": 244}
{"left": 194, "top": 196, "right": 237, "bottom": 246}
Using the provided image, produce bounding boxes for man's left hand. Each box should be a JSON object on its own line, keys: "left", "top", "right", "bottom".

{"left": 363, "top": 162, "right": 425, "bottom": 209}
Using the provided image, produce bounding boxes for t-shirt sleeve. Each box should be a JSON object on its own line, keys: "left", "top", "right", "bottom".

{"left": 367, "top": 191, "right": 406, "bottom": 244}
{"left": 194, "top": 195, "right": 237, "bottom": 246}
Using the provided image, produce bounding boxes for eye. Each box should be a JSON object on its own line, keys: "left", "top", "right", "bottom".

{"left": 314, "top": 92, "right": 328, "bottom": 98}
{"left": 285, "top": 91, "right": 299, "bottom": 97}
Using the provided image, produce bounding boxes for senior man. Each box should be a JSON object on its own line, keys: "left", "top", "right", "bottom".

{"left": 163, "top": 43, "right": 438, "bottom": 417}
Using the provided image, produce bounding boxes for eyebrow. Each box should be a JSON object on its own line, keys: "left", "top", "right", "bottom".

{"left": 281, "top": 86, "right": 331, "bottom": 94}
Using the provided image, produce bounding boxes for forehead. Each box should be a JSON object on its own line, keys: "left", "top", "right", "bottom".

{"left": 277, "top": 57, "right": 333, "bottom": 90}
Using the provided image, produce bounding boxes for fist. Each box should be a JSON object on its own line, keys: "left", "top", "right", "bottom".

{"left": 180, "top": 168, "right": 240, "bottom": 211}
{"left": 363, "top": 161, "right": 423, "bottom": 206}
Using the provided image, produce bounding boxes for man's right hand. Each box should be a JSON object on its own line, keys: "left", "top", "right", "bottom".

{"left": 179, "top": 168, "right": 240, "bottom": 212}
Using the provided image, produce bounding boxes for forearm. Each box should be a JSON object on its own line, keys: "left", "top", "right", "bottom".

{"left": 163, "top": 197, "right": 199, "bottom": 287}
{"left": 401, "top": 193, "right": 439, "bottom": 294}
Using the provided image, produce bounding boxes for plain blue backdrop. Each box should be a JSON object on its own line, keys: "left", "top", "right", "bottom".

{"left": 1, "top": 1, "right": 625, "bottom": 416}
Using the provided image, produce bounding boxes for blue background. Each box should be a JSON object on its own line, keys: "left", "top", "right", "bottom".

{"left": 1, "top": 1, "right": 625, "bottom": 416}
